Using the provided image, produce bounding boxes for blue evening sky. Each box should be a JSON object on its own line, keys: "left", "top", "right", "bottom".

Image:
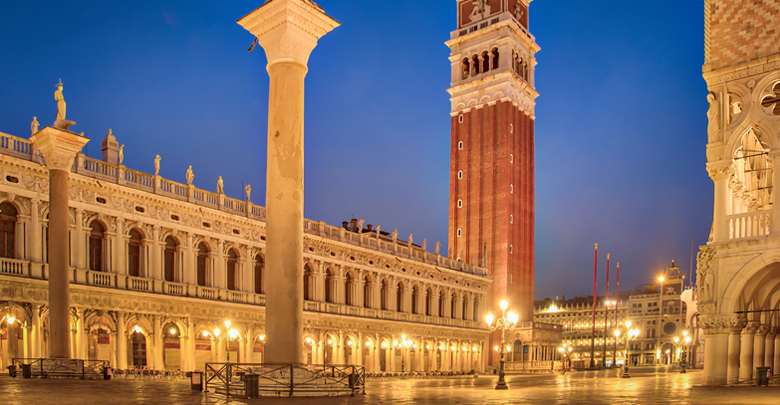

{"left": 0, "top": 1, "right": 710, "bottom": 300}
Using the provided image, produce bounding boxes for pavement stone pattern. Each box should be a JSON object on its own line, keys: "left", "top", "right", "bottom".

{"left": 1, "top": 367, "right": 779, "bottom": 404}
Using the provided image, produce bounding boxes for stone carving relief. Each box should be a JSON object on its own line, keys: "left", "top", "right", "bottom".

{"left": 696, "top": 248, "right": 716, "bottom": 313}
{"left": 707, "top": 92, "right": 721, "bottom": 143}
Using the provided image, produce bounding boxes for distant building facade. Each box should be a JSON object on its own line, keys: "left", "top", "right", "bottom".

{"left": 534, "top": 261, "right": 688, "bottom": 368}
{"left": 0, "top": 127, "right": 491, "bottom": 373}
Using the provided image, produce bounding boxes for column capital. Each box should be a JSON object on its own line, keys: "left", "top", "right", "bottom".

{"left": 743, "top": 321, "right": 760, "bottom": 335}
{"left": 700, "top": 314, "right": 739, "bottom": 335}
{"left": 238, "top": 0, "right": 340, "bottom": 67}
{"left": 706, "top": 160, "right": 734, "bottom": 181}
{"left": 30, "top": 127, "right": 89, "bottom": 170}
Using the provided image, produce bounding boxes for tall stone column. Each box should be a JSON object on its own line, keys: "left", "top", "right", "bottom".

{"left": 774, "top": 333, "right": 780, "bottom": 374}
{"left": 764, "top": 327, "right": 777, "bottom": 369}
{"left": 30, "top": 127, "right": 89, "bottom": 359}
{"left": 754, "top": 325, "right": 770, "bottom": 368}
{"left": 701, "top": 316, "right": 731, "bottom": 386}
{"left": 238, "top": 0, "right": 338, "bottom": 365}
{"left": 740, "top": 322, "right": 759, "bottom": 380}
{"left": 708, "top": 162, "right": 732, "bottom": 242}
{"left": 727, "top": 316, "right": 745, "bottom": 384}
{"left": 116, "top": 312, "right": 127, "bottom": 370}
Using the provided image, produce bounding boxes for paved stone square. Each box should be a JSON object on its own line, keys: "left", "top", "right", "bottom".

{"left": 1, "top": 367, "right": 778, "bottom": 404}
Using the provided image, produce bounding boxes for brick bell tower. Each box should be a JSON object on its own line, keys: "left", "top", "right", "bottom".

{"left": 447, "top": 0, "right": 539, "bottom": 366}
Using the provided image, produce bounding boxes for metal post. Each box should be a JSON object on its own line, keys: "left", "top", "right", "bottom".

{"left": 613, "top": 263, "right": 619, "bottom": 367}
{"left": 590, "top": 244, "right": 598, "bottom": 368}
{"left": 603, "top": 254, "right": 610, "bottom": 368}
{"left": 289, "top": 364, "right": 294, "bottom": 397}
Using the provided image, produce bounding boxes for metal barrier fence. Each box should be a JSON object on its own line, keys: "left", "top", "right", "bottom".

{"left": 12, "top": 358, "right": 109, "bottom": 379}
{"left": 204, "top": 362, "right": 365, "bottom": 398}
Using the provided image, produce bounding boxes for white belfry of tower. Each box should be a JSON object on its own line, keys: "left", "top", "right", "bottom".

{"left": 238, "top": 0, "right": 339, "bottom": 365}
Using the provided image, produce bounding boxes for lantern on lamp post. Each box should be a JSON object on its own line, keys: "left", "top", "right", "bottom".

{"left": 486, "top": 300, "right": 519, "bottom": 390}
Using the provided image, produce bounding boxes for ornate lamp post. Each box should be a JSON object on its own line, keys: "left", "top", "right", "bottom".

{"left": 394, "top": 334, "right": 414, "bottom": 372}
{"left": 674, "top": 332, "right": 692, "bottom": 373}
{"left": 558, "top": 344, "right": 572, "bottom": 374}
{"left": 486, "top": 300, "right": 519, "bottom": 390}
{"left": 620, "top": 321, "right": 640, "bottom": 378}
{"left": 213, "top": 320, "right": 242, "bottom": 363}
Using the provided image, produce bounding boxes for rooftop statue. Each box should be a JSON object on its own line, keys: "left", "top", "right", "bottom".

{"left": 31, "top": 116, "right": 39, "bottom": 136}
{"left": 186, "top": 165, "right": 194, "bottom": 185}
{"left": 217, "top": 176, "right": 224, "bottom": 194}
{"left": 154, "top": 155, "right": 161, "bottom": 176}
{"left": 53, "top": 80, "right": 76, "bottom": 130}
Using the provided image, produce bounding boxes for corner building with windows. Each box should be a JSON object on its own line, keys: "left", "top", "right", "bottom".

{"left": 697, "top": 0, "right": 780, "bottom": 386}
{"left": 447, "top": 0, "right": 550, "bottom": 367}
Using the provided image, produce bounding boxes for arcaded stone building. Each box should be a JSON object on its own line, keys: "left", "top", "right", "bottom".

{"left": 697, "top": 0, "right": 780, "bottom": 386}
{"left": 0, "top": 127, "right": 491, "bottom": 372}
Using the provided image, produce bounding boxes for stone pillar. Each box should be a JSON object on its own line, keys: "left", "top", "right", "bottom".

{"left": 29, "top": 198, "right": 42, "bottom": 277}
{"left": 238, "top": 0, "right": 338, "bottom": 365}
{"left": 76, "top": 309, "right": 85, "bottom": 359}
{"left": 708, "top": 162, "right": 732, "bottom": 242}
{"left": 764, "top": 328, "right": 777, "bottom": 371}
{"left": 74, "top": 208, "right": 84, "bottom": 269}
{"left": 740, "top": 322, "right": 758, "bottom": 380}
{"left": 701, "top": 316, "right": 730, "bottom": 386}
{"left": 754, "top": 325, "right": 769, "bottom": 369}
{"left": 774, "top": 334, "right": 780, "bottom": 374}
{"left": 32, "top": 127, "right": 90, "bottom": 359}
{"left": 727, "top": 322, "right": 743, "bottom": 384}
{"left": 153, "top": 316, "right": 163, "bottom": 370}
{"left": 771, "top": 153, "right": 780, "bottom": 235}
{"left": 116, "top": 312, "right": 127, "bottom": 370}
{"left": 30, "top": 305, "right": 41, "bottom": 358}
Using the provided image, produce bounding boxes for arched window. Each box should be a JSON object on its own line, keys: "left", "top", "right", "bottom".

{"left": 381, "top": 279, "right": 389, "bottom": 310}
{"left": 471, "top": 55, "right": 480, "bottom": 76}
{"left": 325, "top": 269, "right": 335, "bottom": 303}
{"left": 227, "top": 249, "right": 238, "bottom": 291}
{"left": 462, "top": 297, "right": 468, "bottom": 320}
{"left": 462, "top": 58, "right": 470, "bottom": 80}
{"left": 411, "top": 285, "right": 419, "bottom": 314}
{"left": 197, "top": 242, "right": 209, "bottom": 286}
{"left": 439, "top": 292, "right": 445, "bottom": 317}
{"left": 89, "top": 221, "right": 105, "bottom": 272}
{"left": 473, "top": 297, "right": 479, "bottom": 321}
{"left": 255, "top": 255, "right": 264, "bottom": 294}
{"left": 363, "top": 275, "right": 371, "bottom": 308}
{"left": 491, "top": 48, "right": 499, "bottom": 70}
{"left": 164, "top": 236, "right": 177, "bottom": 282}
{"left": 128, "top": 229, "right": 143, "bottom": 277}
{"left": 0, "top": 202, "right": 17, "bottom": 259}
{"left": 481, "top": 51, "right": 490, "bottom": 73}
{"left": 396, "top": 282, "right": 404, "bottom": 312}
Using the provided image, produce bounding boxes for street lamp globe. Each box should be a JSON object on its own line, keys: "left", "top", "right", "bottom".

{"left": 500, "top": 300, "right": 508, "bottom": 311}
{"left": 485, "top": 313, "right": 495, "bottom": 326}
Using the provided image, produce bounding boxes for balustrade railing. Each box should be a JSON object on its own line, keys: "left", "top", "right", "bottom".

{"left": 0, "top": 257, "right": 26, "bottom": 276}
{"left": 164, "top": 281, "right": 187, "bottom": 296}
{"left": 198, "top": 286, "right": 219, "bottom": 300}
{"left": 127, "top": 276, "right": 151, "bottom": 292}
{"left": 729, "top": 210, "right": 771, "bottom": 240}
{"left": 90, "top": 271, "right": 113, "bottom": 287}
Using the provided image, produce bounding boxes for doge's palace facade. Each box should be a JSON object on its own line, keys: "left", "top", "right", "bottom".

{"left": 0, "top": 127, "right": 490, "bottom": 373}
{"left": 698, "top": 0, "right": 780, "bottom": 386}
